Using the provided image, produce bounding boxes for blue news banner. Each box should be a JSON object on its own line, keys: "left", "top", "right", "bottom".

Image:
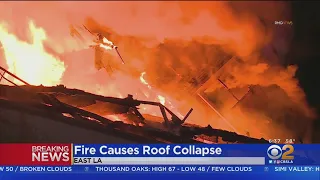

{"left": 1, "top": 144, "right": 320, "bottom": 180}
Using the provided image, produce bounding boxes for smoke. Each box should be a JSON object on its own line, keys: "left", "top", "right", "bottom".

{"left": 0, "top": 1, "right": 316, "bottom": 141}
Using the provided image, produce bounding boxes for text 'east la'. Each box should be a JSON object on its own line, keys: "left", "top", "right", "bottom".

{"left": 74, "top": 158, "right": 102, "bottom": 164}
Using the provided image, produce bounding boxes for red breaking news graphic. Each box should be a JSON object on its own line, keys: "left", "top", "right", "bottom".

{"left": 0, "top": 144, "right": 72, "bottom": 165}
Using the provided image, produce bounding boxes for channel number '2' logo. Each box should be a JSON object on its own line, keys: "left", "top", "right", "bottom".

{"left": 267, "top": 145, "right": 294, "bottom": 160}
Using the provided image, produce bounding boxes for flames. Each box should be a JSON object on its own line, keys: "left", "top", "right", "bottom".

{"left": 0, "top": 1, "right": 315, "bottom": 142}
{"left": 0, "top": 21, "right": 65, "bottom": 86}
{"left": 101, "top": 71, "right": 183, "bottom": 124}
{"left": 0, "top": 19, "right": 181, "bottom": 121}
{"left": 140, "top": 72, "right": 176, "bottom": 109}
{"left": 99, "top": 37, "right": 115, "bottom": 50}
{"left": 140, "top": 72, "right": 168, "bottom": 106}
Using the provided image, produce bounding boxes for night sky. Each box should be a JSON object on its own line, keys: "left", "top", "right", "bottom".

{"left": 288, "top": 1, "right": 320, "bottom": 142}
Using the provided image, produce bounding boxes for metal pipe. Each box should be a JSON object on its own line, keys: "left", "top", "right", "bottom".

{"left": 0, "top": 66, "right": 30, "bottom": 85}
{"left": 1, "top": 74, "right": 19, "bottom": 87}
{"left": 0, "top": 71, "right": 6, "bottom": 82}
{"left": 115, "top": 47, "right": 125, "bottom": 64}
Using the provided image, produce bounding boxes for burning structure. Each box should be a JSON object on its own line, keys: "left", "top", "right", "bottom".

{"left": 0, "top": 66, "right": 267, "bottom": 143}
{"left": 0, "top": 2, "right": 317, "bottom": 143}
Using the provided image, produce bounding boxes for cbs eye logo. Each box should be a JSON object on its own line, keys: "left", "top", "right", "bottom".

{"left": 267, "top": 145, "right": 294, "bottom": 160}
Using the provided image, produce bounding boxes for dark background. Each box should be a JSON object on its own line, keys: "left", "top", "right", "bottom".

{"left": 288, "top": 1, "right": 320, "bottom": 142}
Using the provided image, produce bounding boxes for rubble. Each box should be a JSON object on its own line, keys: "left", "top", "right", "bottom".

{"left": 0, "top": 85, "right": 267, "bottom": 143}
{"left": 0, "top": 65, "right": 268, "bottom": 143}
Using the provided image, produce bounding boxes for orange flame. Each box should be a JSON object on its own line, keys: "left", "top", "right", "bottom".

{"left": 99, "top": 37, "right": 115, "bottom": 50}
{"left": 0, "top": 20, "right": 65, "bottom": 86}
{"left": 0, "top": 1, "right": 313, "bottom": 142}
{"left": 138, "top": 71, "right": 183, "bottom": 117}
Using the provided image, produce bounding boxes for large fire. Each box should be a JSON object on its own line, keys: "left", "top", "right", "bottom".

{"left": 0, "top": 19, "right": 183, "bottom": 121}
{"left": 0, "top": 2, "right": 316, "bottom": 142}
{"left": 0, "top": 21, "right": 65, "bottom": 86}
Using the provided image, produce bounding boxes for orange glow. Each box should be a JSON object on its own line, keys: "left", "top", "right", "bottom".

{"left": 0, "top": 20, "right": 65, "bottom": 86}
{"left": 0, "top": 1, "right": 315, "bottom": 142}
{"left": 99, "top": 37, "right": 115, "bottom": 50}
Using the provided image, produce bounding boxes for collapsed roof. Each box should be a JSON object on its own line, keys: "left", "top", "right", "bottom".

{"left": 0, "top": 66, "right": 268, "bottom": 144}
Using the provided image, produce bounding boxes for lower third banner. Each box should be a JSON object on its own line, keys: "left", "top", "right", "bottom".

{"left": 0, "top": 165, "right": 320, "bottom": 173}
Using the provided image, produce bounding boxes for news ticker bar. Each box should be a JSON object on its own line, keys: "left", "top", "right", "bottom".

{"left": 1, "top": 144, "right": 319, "bottom": 166}
{"left": 0, "top": 166, "right": 319, "bottom": 173}
{"left": 73, "top": 157, "right": 265, "bottom": 165}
